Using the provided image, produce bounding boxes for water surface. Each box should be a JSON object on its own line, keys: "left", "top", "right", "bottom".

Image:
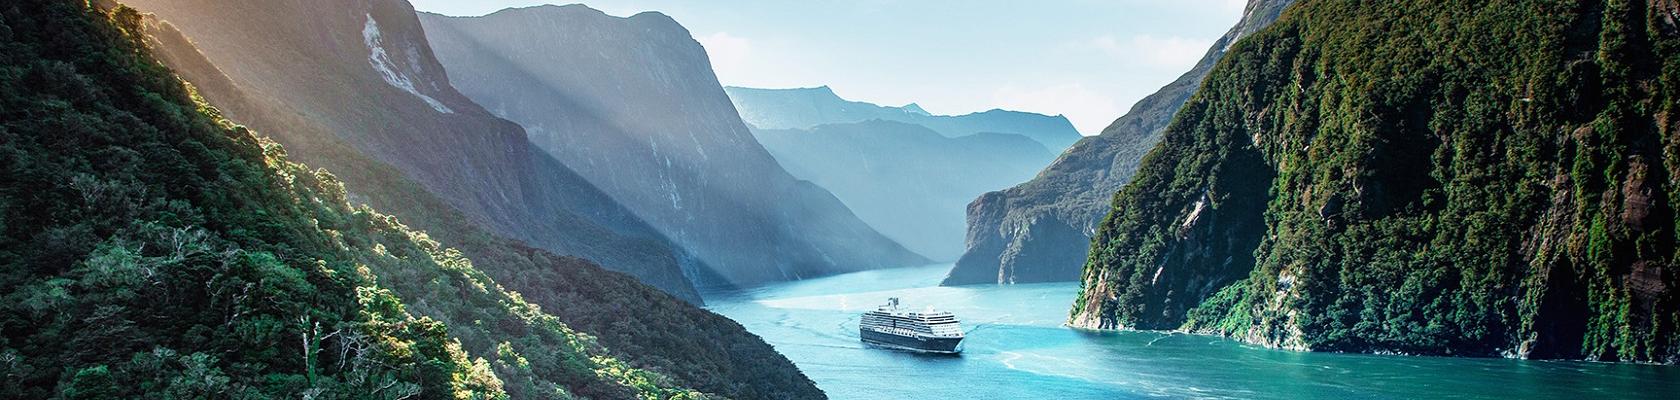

{"left": 706, "top": 264, "right": 1679, "bottom": 399}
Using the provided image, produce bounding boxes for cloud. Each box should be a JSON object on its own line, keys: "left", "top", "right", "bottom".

{"left": 991, "top": 83, "right": 1122, "bottom": 136}
{"left": 1082, "top": 34, "right": 1212, "bottom": 70}
{"left": 1131, "top": 35, "right": 1213, "bottom": 68}
{"left": 696, "top": 32, "right": 752, "bottom": 82}
{"left": 1219, "top": 0, "right": 1249, "bottom": 14}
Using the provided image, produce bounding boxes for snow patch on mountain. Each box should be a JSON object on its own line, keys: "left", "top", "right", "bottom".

{"left": 363, "top": 14, "right": 452, "bottom": 114}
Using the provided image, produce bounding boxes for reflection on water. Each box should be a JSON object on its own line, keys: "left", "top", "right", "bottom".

{"left": 705, "top": 264, "right": 1679, "bottom": 400}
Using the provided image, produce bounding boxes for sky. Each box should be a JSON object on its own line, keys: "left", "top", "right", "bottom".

{"left": 411, "top": 1, "right": 1246, "bottom": 135}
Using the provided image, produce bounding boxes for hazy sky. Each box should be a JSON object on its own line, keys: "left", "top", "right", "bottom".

{"left": 412, "top": 1, "right": 1245, "bottom": 135}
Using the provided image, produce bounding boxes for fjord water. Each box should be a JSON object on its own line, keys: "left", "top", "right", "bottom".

{"left": 705, "top": 265, "right": 1679, "bottom": 399}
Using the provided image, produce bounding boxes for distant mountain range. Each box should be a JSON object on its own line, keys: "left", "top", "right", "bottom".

{"left": 726, "top": 86, "right": 1084, "bottom": 150}
{"left": 943, "top": 0, "right": 1296, "bottom": 285}
{"left": 419, "top": 5, "right": 926, "bottom": 287}
{"left": 751, "top": 120, "right": 1057, "bottom": 261}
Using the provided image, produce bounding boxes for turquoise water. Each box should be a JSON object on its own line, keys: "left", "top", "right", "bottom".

{"left": 705, "top": 264, "right": 1680, "bottom": 399}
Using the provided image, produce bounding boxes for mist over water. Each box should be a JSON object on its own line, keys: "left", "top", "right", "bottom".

{"left": 705, "top": 265, "right": 1680, "bottom": 400}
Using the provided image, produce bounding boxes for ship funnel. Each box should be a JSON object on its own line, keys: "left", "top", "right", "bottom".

{"left": 887, "top": 297, "right": 899, "bottom": 309}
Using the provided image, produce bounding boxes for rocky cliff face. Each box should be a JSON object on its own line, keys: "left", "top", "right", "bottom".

{"left": 944, "top": 0, "right": 1295, "bottom": 285}
{"left": 726, "top": 86, "right": 1084, "bottom": 150}
{"left": 419, "top": 6, "right": 927, "bottom": 287}
{"left": 1073, "top": 0, "right": 1680, "bottom": 364}
{"left": 123, "top": 0, "right": 704, "bottom": 303}
{"left": 752, "top": 120, "right": 1057, "bottom": 261}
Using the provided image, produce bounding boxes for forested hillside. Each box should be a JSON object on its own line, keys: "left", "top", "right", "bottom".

{"left": 1073, "top": 0, "right": 1680, "bottom": 363}
{"left": 0, "top": 1, "right": 818, "bottom": 397}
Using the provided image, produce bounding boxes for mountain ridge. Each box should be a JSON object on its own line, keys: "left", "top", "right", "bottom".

{"left": 0, "top": 2, "right": 771, "bottom": 396}
{"left": 725, "top": 85, "right": 1083, "bottom": 150}
{"left": 121, "top": 0, "right": 827, "bottom": 397}
{"left": 122, "top": 0, "right": 710, "bottom": 303}
{"left": 420, "top": 5, "right": 929, "bottom": 287}
{"left": 944, "top": 0, "right": 1296, "bottom": 285}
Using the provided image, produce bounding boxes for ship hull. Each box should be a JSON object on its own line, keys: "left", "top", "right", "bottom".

{"left": 860, "top": 329, "right": 963, "bottom": 353}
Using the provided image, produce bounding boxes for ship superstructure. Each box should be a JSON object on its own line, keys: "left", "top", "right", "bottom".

{"left": 859, "top": 298, "right": 964, "bottom": 353}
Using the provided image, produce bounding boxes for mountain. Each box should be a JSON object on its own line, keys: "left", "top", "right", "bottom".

{"left": 0, "top": 2, "right": 820, "bottom": 398}
{"left": 752, "top": 120, "right": 1058, "bottom": 261}
{"left": 1072, "top": 0, "right": 1680, "bottom": 364}
{"left": 418, "top": 5, "right": 928, "bottom": 287}
{"left": 118, "top": 0, "right": 705, "bottom": 304}
{"left": 119, "top": 0, "right": 825, "bottom": 397}
{"left": 944, "top": 0, "right": 1295, "bottom": 285}
{"left": 900, "top": 103, "right": 932, "bottom": 115}
{"left": 725, "top": 86, "right": 1084, "bottom": 150}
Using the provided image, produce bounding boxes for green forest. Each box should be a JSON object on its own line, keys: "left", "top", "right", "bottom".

{"left": 1074, "top": 0, "right": 1680, "bottom": 363}
{"left": 0, "top": 1, "right": 754, "bottom": 397}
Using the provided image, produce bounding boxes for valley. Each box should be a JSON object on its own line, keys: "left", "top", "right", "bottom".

{"left": 2, "top": 0, "right": 1675, "bottom": 398}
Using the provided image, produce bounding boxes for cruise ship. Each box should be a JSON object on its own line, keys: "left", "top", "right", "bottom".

{"left": 859, "top": 298, "right": 964, "bottom": 353}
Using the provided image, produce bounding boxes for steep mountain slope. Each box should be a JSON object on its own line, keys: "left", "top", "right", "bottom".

{"left": 726, "top": 86, "right": 1084, "bottom": 151}
{"left": 120, "top": 1, "right": 826, "bottom": 398}
{"left": 121, "top": 0, "right": 704, "bottom": 304}
{"left": 419, "top": 6, "right": 927, "bottom": 287}
{"left": 945, "top": 0, "right": 1295, "bottom": 285}
{"left": 1073, "top": 0, "right": 1680, "bottom": 364}
{"left": 0, "top": 2, "right": 728, "bottom": 397}
{"left": 753, "top": 120, "right": 1057, "bottom": 260}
